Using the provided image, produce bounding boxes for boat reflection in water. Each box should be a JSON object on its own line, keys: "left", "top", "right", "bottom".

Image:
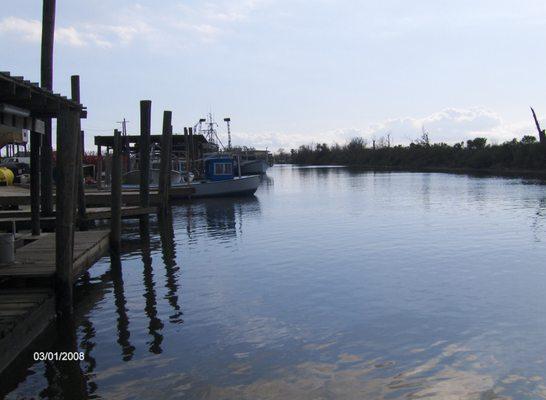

{"left": 7, "top": 167, "right": 546, "bottom": 399}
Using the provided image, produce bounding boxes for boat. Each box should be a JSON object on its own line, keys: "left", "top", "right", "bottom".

{"left": 123, "top": 151, "right": 260, "bottom": 198}
{"left": 197, "top": 114, "right": 273, "bottom": 175}
{"left": 232, "top": 149, "right": 272, "bottom": 175}
{"left": 178, "top": 155, "right": 260, "bottom": 198}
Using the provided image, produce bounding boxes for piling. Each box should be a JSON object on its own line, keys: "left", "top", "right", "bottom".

{"left": 184, "top": 127, "right": 190, "bottom": 177}
{"left": 110, "top": 129, "right": 122, "bottom": 252}
{"left": 40, "top": 0, "right": 55, "bottom": 216}
{"left": 139, "top": 101, "right": 151, "bottom": 208}
{"left": 158, "top": 111, "right": 173, "bottom": 212}
{"left": 30, "top": 131, "right": 41, "bottom": 236}
{"left": 71, "top": 75, "right": 87, "bottom": 230}
{"left": 55, "top": 106, "right": 79, "bottom": 316}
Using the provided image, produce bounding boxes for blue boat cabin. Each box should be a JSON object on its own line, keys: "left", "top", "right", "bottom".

{"left": 204, "top": 156, "right": 235, "bottom": 181}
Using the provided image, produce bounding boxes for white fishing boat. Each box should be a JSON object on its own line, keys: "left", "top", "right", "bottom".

{"left": 123, "top": 153, "right": 260, "bottom": 198}
{"left": 177, "top": 155, "right": 260, "bottom": 198}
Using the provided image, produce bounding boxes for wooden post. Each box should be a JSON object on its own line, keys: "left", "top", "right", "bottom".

{"left": 71, "top": 75, "right": 87, "bottom": 229}
{"left": 158, "top": 111, "right": 173, "bottom": 211}
{"left": 97, "top": 145, "right": 102, "bottom": 189}
{"left": 184, "top": 127, "right": 190, "bottom": 179}
{"left": 110, "top": 129, "right": 122, "bottom": 252}
{"left": 40, "top": 0, "right": 56, "bottom": 216}
{"left": 55, "top": 107, "right": 79, "bottom": 316}
{"left": 139, "top": 100, "right": 151, "bottom": 208}
{"left": 30, "top": 131, "right": 41, "bottom": 236}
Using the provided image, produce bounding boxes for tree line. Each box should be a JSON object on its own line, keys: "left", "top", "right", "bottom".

{"left": 275, "top": 134, "right": 546, "bottom": 171}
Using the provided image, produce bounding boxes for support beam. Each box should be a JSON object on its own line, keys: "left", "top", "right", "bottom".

{"left": 96, "top": 145, "right": 102, "bottom": 189}
{"left": 30, "top": 131, "right": 41, "bottom": 236}
{"left": 158, "top": 111, "right": 173, "bottom": 212}
{"left": 71, "top": 75, "right": 86, "bottom": 229}
{"left": 55, "top": 107, "right": 79, "bottom": 316}
{"left": 139, "top": 100, "right": 151, "bottom": 208}
{"left": 110, "top": 129, "right": 122, "bottom": 252}
{"left": 40, "top": 0, "right": 56, "bottom": 216}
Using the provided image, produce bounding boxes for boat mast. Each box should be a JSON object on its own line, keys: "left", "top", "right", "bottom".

{"left": 224, "top": 117, "right": 231, "bottom": 150}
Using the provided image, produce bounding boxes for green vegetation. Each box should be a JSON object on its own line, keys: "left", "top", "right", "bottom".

{"left": 279, "top": 135, "right": 546, "bottom": 172}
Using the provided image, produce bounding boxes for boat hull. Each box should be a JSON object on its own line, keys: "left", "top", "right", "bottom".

{"left": 123, "top": 169, "right": 183, "bottom": 185}
{"left": 240, "top": 159, "right": 268, "bottom": 175}
{"left": 181, "top": 175, "right": 261, "bottom": 198}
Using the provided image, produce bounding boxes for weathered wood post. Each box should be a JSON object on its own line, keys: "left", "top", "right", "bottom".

{"left": 96, "top": 145, "right": 102, "bottom": 189}
{"left": 71, "top": 75, "right": 87, "bottom": 230}
{"left": 30, "top": 131, "right": 41, "bottom": 236}
{"left": 158, "top": 111, "right": 173, "bottom": 212}
{"left": 55, "top": 106, "right": 79, "bottom": 316}
{"left": 40, "top": 0, "right": 55, "bottom": 216}
{"left": 139, "top": 101, "right": 151, "bottom": 208}
{"left": 184, "top": 127, "right": 190, "bottom": 180}
{"left": 110, "top": 129, "right": 122, "bottom": 252}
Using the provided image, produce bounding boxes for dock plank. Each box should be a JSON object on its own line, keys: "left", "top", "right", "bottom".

{"left": 0, "top": 230, "right": 110, "bottom": 280}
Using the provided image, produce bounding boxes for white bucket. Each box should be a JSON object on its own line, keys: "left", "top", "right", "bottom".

{"left": 0, "top": 233, "right": 14, "bottom": 264}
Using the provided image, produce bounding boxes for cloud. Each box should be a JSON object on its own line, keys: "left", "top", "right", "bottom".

{"left": 230, "top": 108, "right": 539, "bottom": 152}
{"left": 366, "top": 107, "right": 505, "bottom": 144}
{"left": 0, "top": 1, "right": 269, "bottom": 50}
{"left": 0, "top": 16, "right": 41, "bottom": 42}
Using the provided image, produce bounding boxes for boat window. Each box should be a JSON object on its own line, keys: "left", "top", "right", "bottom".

{"left": 214, "top": 162, "right": 233, "bottom": 175}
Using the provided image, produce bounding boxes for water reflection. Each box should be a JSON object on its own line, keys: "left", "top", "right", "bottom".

{"left": 158, "top": 209, "right": 183, "bottom": 324}
{"left": 111, "top": 253, "right": 135, "bottom": 361}
{"left": 140, "top": 224, "right": 164, "bottom": 354}
{"left": 40, "top": 316, "right": 89, "bottom": 399}
{"left": 5, "top": 167, "right": 546, "bottom": 399}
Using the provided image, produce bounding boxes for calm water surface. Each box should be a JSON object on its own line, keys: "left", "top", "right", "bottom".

{"left": 5, "top": 166, "right": 546, "bottom": 399}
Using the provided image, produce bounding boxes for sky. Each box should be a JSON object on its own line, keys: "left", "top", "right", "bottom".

{"left": 2, "top": 0, "right": 546, "bottom": 151}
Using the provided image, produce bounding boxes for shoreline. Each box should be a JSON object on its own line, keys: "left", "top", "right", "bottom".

{"left": 280, "top": 163, "right": 546, "bottom": 180}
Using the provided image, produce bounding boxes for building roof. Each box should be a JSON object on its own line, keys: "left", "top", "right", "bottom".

{"left": 94, "top": 134, "right": 209, "bottom": 147}
{"left": 0, "top": 71, "right": 86, "bottom": 118}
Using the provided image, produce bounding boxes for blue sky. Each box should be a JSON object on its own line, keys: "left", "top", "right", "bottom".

{"left": 2, "top": 0, "right": 546, "bottom": 151}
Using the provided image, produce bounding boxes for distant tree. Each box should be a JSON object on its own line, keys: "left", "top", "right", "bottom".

{"left": 466, "top": 137, "right": 487, "bottom": 150}
{"left": 521, "top": 135, "right": 537, "bottom": 144}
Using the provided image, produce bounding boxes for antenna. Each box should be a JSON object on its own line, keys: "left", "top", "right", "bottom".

{"left": 224, "top": 117, "right": 231, "bottom": 149}
{"left": 116, "top": 118, "right": 129, "bottom": 152}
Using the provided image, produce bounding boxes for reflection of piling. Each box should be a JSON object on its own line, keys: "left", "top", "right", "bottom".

{"left": 110, "top": 129, "right": 122, "bottom": 251}
{"left": 158, "top": 209, "right": 182, "bottom": 323}
{"left": 44, "top": 315, "right": 89, "bottom": 399}
{"left": 158, "top": 111, "right": 173, "bottom": 212}
{"left": 110, "top": 253, "right": 135, "bottom": 361}
{"left": 140, "top": 224, "right": 164, "bottom": 354}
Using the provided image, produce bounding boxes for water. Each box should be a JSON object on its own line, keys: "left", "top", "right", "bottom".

{"left": 4, "top": 166, "right": 546, "bottom": 399}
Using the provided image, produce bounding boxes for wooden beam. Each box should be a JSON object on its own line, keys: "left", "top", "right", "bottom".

{"left": 139, "top": 100, "right": 151, "bottom": 208}
{"left": 71, "top": 75, "right": 86, "bottom": 229}
{"left": 40, "top": 0, "right": 56, "bottom": 217}
{"left": 55, "top": 107, "right": 78, "bottom": 316}
{"left": 110, "top": 129, "right": 122, "bottom": 252}
{"left": 30, "top": 131, "right": 41, "bottom": 236}
{"left": 158, "top": 111, "right": 172, "bottom": 212}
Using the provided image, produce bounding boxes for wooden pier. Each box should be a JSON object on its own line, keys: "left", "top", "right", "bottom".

{"left": 0, "top": 230, "right": 110, "bottom": 373}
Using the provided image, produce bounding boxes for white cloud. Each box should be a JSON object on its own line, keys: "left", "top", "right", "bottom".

{"left": 230, "top": 108, "right": 540, "bottom": 152}
{"left": 0, "top": 1, "right": 269, "bottom": 50}
{"left": 0, "top": 16, "right": 41, "bottom": 42}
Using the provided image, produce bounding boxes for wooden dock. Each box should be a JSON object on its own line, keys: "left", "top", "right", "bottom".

{"left": 0, "top": 230, "right": 109, "bottom": 282}
{"left": 0, "top": 185, "right": 195, "bottom": 207}
{"left": 0, "top": 206, "right": 156, "bottom": 231}
{"left": 0, "top": 230, "right": 110, "bottom": 373}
